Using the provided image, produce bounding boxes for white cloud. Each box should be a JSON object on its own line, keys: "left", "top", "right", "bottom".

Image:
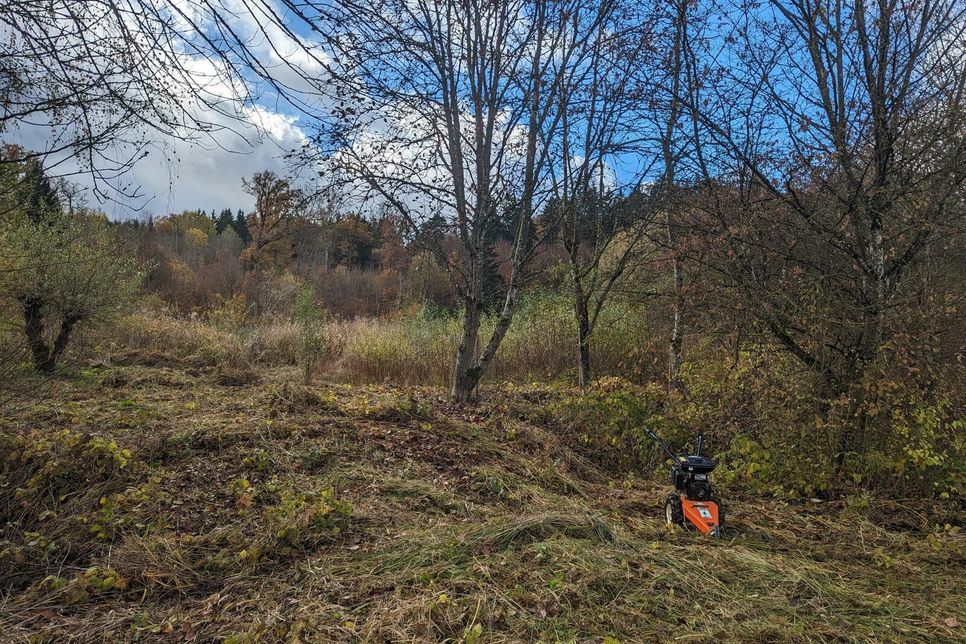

{"left": 2, "top": 0, "right": 318, "bottom": 219}
{"left": 6, "top": 95, "right": 309, "bottom": 220}
{"left": 115, "top": 107, "right": 309, "bottom": 218}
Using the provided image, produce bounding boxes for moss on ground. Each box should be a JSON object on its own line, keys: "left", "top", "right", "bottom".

{"left": 1, "top": 365, "right": 963, "bottom": 642}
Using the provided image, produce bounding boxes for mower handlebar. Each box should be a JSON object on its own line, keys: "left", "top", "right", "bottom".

{"left": 644, "top": 427, "right": 682, "bottom": 463}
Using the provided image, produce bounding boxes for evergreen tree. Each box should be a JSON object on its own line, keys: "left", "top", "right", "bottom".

{"left": 233, "top": 210, "right": 251, "bottom": 244}
{"left": 215, "top": 208, "right": 234, "bottom": 235}
{"left": 22, "top": 159, "right": 60, "bottom": 223}
{"left": 479, "top": 230, "right": 506, "bottom": 311}
{"left": 0, "top": 147, "right": 61, "bottom": 224}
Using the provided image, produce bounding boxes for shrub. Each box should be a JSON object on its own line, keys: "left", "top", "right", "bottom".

{"left": 669, "top": 350, "right": 839, "bottom": 498}
{"left": 551, "top": 376, "right": 667, "bottom": 472}
{"left": 294, "top": 286, "right": 328, "bottom": 385}
{"left": 666, "top": 347, "right": 965, "bottom": 499}
{"left": 0, "top": 211, "right": 145, "bottom": 372}
{"left": 206, "top": 293, "right": 253, "bottom": 333}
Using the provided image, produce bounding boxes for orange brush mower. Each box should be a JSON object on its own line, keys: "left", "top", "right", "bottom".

{"left": 645, "top": 428, "right": 724, "bottom": 538}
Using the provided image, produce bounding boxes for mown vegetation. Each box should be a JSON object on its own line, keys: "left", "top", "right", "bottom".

{"left": 1, "top": 366, "right": 963, "bottom": 641}
{"left": 0, "top": 135, "right": 964, "bottom": 640}
{"left": 1, "top": 252, "right": 963, "bottom": 643}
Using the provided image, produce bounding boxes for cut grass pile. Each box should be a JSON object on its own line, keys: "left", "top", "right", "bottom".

{"left": 1, "top": 364, "right": 963, "bottom": 642}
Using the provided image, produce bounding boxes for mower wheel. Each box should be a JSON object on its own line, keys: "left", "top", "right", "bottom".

{"left": 665, "top": 494, "right": 684, "bottom": 526}
{"left": 713, "top": 498, "right": 725, "bottom": 528}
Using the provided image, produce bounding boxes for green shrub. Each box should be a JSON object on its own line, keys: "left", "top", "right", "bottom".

{"left": 2, "top": 430, "right": 133, "bottom": 509}
{"left": 0, "top": 209, "right": 145, "bottom": 372}
{"left": 294, "top": 286, "right": 328, "bottom": 385}
{"left": 665, "top": 349, "right": 965, "bottom": 499}
{"left": 551, "top": 376, "right": 667, "bottom": 472}
{"left": 663, "top": 351, "right": 834, "bottom": 497}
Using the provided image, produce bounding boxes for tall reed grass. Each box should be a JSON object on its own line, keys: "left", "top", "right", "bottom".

{"left": 102, "top": 292, "right": 660, "bottom": 386}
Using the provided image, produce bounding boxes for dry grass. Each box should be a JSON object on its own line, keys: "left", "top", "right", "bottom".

{"left": 467, "top": 512, "right": 616, "bottom": 551}
{"left": 1, "top": 362, "right": 963, "bottom": 643}
{"left": 89, "top": 294, "right": 658, "bottom": 387}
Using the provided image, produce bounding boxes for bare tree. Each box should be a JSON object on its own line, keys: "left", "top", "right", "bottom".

{"left": 546, "top": 4, "right": 659, "bottom": 386}
{"left": 654, "top": 0, "right": 688, "bottom": 389}
{"left": 0, "top": 1, "right": 261, "bottom": 202}
{"left": 680, "top": 0, "right": 966, "bottom": 456}
{"left": 278, "top": 0, "right": 630, "bottom": 401}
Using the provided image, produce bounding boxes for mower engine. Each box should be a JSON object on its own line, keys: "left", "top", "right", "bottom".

{"left": 646, "top": 429, "right": 724, "bottom": 538}
{"left": 672, "top": 454, "right": 716, "bottom": 500}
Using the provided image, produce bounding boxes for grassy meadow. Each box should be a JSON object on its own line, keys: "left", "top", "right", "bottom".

{"left": 1, "top": 305, "right": 963, "bottom": 643}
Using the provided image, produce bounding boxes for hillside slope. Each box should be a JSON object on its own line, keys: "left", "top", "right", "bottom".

{"left": 1, "top": 364, "right": 964, "bottom": 642}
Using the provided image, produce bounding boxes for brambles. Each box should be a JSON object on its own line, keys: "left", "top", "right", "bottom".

{"left": 2, "top": 429, "right": 134, "bottom": 510}
{"left": 265, "top": 381, "right": 341, "bottom": 416}
{"left": 0, "top": 429, "right": 144, "bottom": 590}
{"left": 551, "top": 377, "right": 667, "bottom": 473}
{"left": 356, "top": 391, "right": 432, "bottom": 423}
{"left": 30, "top": 567, "right": 129, "bottom": 607}
{"left": 82, "top": 476, "right": 165, "bottom": 541}
{"left": 264, "top": 485, "right": 353, "bottom": 553}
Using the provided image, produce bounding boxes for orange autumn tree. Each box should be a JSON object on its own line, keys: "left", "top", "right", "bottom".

{"left": 240, "top": 172, "right": 303, "bottom": 272}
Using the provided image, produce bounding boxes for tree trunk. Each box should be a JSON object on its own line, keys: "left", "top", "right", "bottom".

{"left": 667, "top": 212, "right": 684, "bottom": 391}
{"left": 452, "top": 278, "right": 524, "bottom": 402}
{"left": 21, "top": 295, "right": 78, "bottom": 373}
{"left": 451, "top": 296, "right": 482, "bottom": 402}
{"left": 663, "top": 0, "right": 686, "bottom": 391}
{"left": 302, "top": 357, "right": 314, "bottom": 386}
{"left": 858, "top": 211, "right": 886, "bottom": 369}
{"left": 668, "top": 263, "right": 684, "bottom": 389}
{"left": 22, "top": 295, "right": 53, "bottom": 371}
{"left": 49, "top": 315, "right": 79, "bottom": 370}
{"left": 575, "top": 293, "right": 592, "bottom": 387}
